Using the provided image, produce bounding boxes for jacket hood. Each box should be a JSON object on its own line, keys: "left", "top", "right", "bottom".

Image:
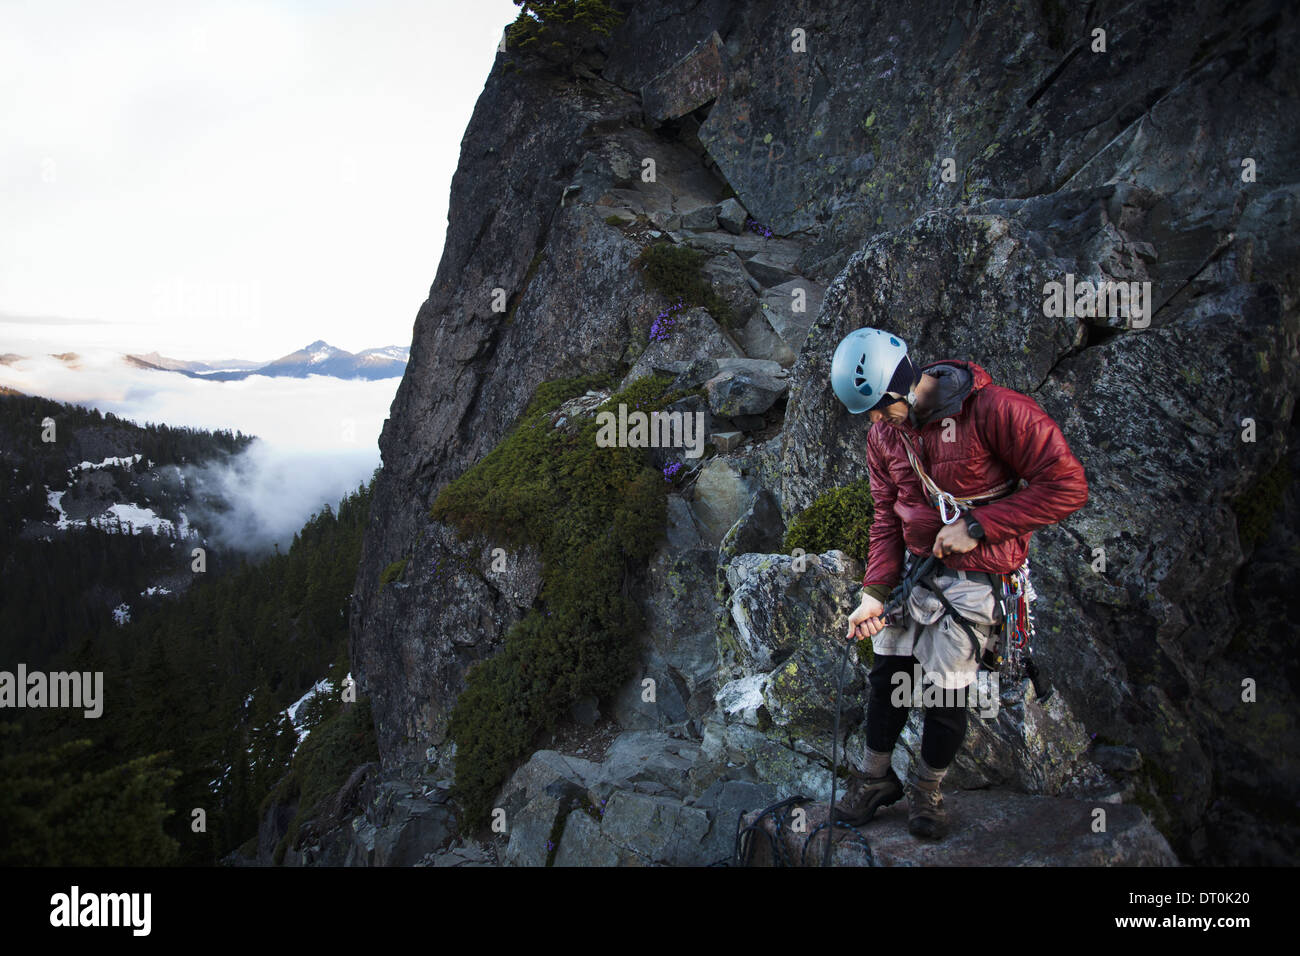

{"left": 921, "top": 358, "right": 993, "bottom": 392}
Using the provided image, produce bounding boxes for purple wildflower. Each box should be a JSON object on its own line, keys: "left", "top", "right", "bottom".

{"left": 648, "top": 298, "right": 687, "bottom": 343}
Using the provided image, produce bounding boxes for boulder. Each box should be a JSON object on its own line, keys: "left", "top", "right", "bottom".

{"left": 639, "top": 393, "right": 712, "bottom": 473}
{"left": 714, "top": 673, "right": 769, "bottom": 728}
{"left": 689, "top": 458, "right": 758, "bottom": 548}
{"left": 758, "top": 278, "right": 825, "bottom": 349}
{"left": 618, "top": 306, "right": 740, "bottom": 392}
{"left": 595, "top": 791, "right": 713, "bottom": 864}
{"left": 611, "top": 642, "right": 691, "bottom": 731}
{"left": 710, "top": 430, "right": 744, "bottom": 452}
{"left": 592, "top": 731, "right": 701, "bottom": 799}
{"left": 718, "top": 486, "right": 787, "bottom": 562}
{"left": 734, "top": 309, "right": 798, "bottom": 367}
{"left": 722, "top": 549, "right": 863, "bottom": 673}
{"left": 639, "top": 546, "right": 721, "bottom": 693}
{"left": 743, "top": 253, "right": 799, "bottom": 288}
{"left": 681, "top": 203, "right": 720, "bottom": 231}
{"left": 420, "top": 839, "right": 496, "bottom": 868}
{"left": 696, "top": 719, "right": 838, "bottom": 802}
{"left": 669, "top": 356, "right": 723, "bottom": 391}
{"left": 704, "top": 367, "right": 789, "bottom": 418}
{"left": 496, "top": 752, "right": 604, "bottom": 867}
{"left": 551, "top": 809, "right": 626, "bottom": 866}
{"left": 664, "top": 493, "right": 705, "bottom": 550}
{"left": 346, "top": 779, "right": 456, "bottom": 867}
{"left": 700, "top": 250, "right": 761, "bottom": 319}
{"left": 648, "top": 210, "right": 683, "bottom": 231}
{"left": 497, "top": 750, "right": 602, "bottom": 826}
{"left": 639, "top": 31, "right": 728, "bottom": 123}
{"left": 717, "top": 197, "right": 748, "bottom": 235}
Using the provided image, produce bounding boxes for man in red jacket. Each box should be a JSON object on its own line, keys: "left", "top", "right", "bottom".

{"left": 829, "top": 327, "right": 1087, "bottom": 838}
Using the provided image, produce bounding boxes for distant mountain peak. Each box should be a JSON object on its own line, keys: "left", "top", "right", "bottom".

{"left": 122, "top": 340, "right": 408, "bottom": 381}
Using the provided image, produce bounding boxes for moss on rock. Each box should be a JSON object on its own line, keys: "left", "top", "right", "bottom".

{"left": 431, "top": 372, "right": 682, "bottom": 828}
{"left": 379, "top": 557, "right": 408, "bottom": 592}
{"left": 632, "top": 242, "right": 736, "bottom": 328}
{"left": 782, "top": 479, "right": 875, "bottom": 561}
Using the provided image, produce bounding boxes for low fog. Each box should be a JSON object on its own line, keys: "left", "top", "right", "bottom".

{"left": 182, "top": 440, "right": 379, "bottom": 554}
{"left": 1, "top": 347, "right": 396, "bottom": 552}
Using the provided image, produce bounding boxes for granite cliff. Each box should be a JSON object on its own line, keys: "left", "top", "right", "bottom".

{"left": 265, "top": 0, "right": 1299, "bottom": 866}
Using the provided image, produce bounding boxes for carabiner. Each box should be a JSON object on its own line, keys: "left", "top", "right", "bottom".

{"left": 937, "top": 492, "right": 963, "bottom": 525}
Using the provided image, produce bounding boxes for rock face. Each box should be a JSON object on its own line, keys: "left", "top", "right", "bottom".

{"left": 337, "top": 0, "right": 1299, "bottom": 866}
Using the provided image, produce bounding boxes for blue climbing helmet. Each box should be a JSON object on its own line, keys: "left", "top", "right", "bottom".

{"left": 830, "top": 327, "right": 917, "bottom": 414}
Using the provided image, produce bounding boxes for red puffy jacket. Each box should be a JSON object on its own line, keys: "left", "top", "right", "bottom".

{"left": 862, "top": 359, "right": 1088, "bottom": 594}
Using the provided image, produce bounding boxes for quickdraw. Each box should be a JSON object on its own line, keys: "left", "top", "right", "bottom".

{"left": 995, "top": 559, "right": 1053, "bottom": 701}
{"left": 996, "top": 561, "right": 1035, "bottom": 682}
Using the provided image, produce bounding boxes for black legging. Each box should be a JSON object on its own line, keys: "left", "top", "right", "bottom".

{"left": 865, "top": 654, "right": 969, "bottom": 770}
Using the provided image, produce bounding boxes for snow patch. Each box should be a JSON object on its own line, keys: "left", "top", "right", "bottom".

{"left": 286, "top": 677, "right": 334, "bottom": 745}
{"left": 282, "top": 671, "right": 354, "bottom": 751}
{"left": 43, "top": 485, "right": 192, "bottom": 537}
{"left": 73, "top": 453, "right": 143, "bottom": 472}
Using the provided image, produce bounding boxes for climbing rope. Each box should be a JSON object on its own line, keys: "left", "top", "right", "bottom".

{"left": 728, "top": 795, "right": 807, "bottom": 867}
{"left": 803, "top": 819, "right": 875, "bottom": 867}
{"left": 720, "top": 639, "right": 874, "bottom": 867}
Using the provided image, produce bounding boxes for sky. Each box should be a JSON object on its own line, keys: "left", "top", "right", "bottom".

{"left": 0, "top": 0, "right": 521, "bottom": 362}
{"left": 0, "top": 0, "right": 522, "bottom": 549}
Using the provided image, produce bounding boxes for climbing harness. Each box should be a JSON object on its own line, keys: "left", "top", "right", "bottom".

{"left": 896, "top": 427, "right": 1054, "bottom": 699}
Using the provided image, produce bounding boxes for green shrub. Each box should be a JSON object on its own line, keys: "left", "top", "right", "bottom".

{"left": 432, "top": 372, "right": 681, "bottom": 827}
{"left": 783, "top": 479, "right": 875, "bottom": 561}
{"left": 504, "top": 0, "right": 624, "bottom": 72}
{"left": 633, "top": 242, "right": 736, "bottom": 328}
{"left": 0, "top": 729, "right": 181, "bottom": 866}
{"left": 379, "top": 557, "right": 408, "bottom": 592}
{"left": 266, "top": 697, "right": 380, "bottom": 865}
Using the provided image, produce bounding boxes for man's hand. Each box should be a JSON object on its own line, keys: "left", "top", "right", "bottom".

{"left": 932, "top": 521, "right": 979, "bottom": 559}
{"left": 846, "top": 595, "right": 887, "bottom": 642}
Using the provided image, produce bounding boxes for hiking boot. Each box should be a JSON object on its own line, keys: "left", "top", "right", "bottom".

{"left": 833, "top": 768, "right": 904, "bottom": 826}
{"left": 906, "top": 780, "right": 948, "bottom": 840}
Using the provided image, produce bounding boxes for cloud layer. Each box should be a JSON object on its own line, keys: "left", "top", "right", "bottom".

{"left": 2, "top": 348, "right": 396, "bottom": 552}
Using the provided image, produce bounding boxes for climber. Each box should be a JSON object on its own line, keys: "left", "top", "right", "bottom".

{"left": 828, "top": 327, "right": 1087, "bottom": 839}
